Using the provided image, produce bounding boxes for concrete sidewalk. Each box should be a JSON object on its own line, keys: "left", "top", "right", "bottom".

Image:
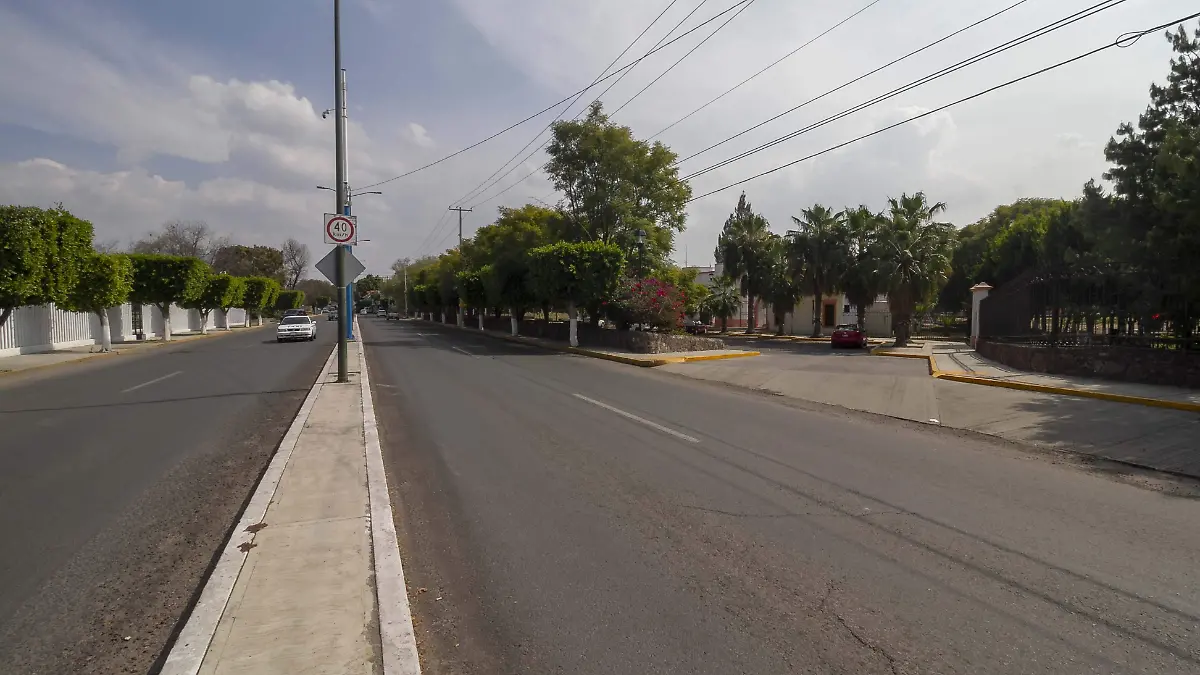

{"left": 874, "top": 340, "right": 1200, "bottom": 412}
{"left": 410, "top": 318, "right": 759, "bottom": 367}
{"left": 161, "top": 332, "right": 419, "bottom": 675}
{"left": 0, "top": 326, "right": 264, "bottom": 377}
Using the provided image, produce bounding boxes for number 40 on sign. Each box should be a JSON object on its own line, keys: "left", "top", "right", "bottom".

{"left": 323, "top": 213, "right": 358, "bottom": 245}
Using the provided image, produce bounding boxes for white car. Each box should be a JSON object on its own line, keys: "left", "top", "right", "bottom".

{"left": 277, "top": 315, "right": 317, "bottom": 342}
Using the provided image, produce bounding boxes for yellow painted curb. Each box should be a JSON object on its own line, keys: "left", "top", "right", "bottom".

{"left": 677, "top": 351, "right": 761, "bottom": 363}
{"left": 0, "top": 324, "right": 263, "bottom": 379}
{"left": 871, "top": 345, "right": 1200, "bottom": 413}
{"left": 935, "top": 372, "right": 1200, "bottom": 413}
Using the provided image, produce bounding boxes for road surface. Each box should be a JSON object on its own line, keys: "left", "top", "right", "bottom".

{"left": 0, "top": 325, "right": 334, "bottom": 674}
{"left": 364, "top": 318, "right": 1200, "bottom": 675}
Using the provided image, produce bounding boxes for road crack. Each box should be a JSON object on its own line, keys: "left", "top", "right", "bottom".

{"left": 681, "top": 504, "right": 906, "bottom": 520}
{"left": 819, "top": 578, "right": 902, "bottom": 675}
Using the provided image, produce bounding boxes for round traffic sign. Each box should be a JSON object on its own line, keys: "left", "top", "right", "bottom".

{"left": 325, "top": 215, "right": 356, "bottom": 243}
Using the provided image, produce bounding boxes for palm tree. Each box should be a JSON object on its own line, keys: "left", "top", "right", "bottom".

{"left": 703, "top": 275, "right": 742, "bottom": 333}
{"left": 874, "top": 192, "right": 956, "bottom": 347}
{"left": 787, "top": 204, "right": 848, "bottom": 337}
{"left": 841, "top": 206, "right": 884, "bottom": 332}
{"left": 763, "top": 236, "right": 801, "bottom": 335}
{"left": 715, "top": 193, "right": 774, "bottom": 333}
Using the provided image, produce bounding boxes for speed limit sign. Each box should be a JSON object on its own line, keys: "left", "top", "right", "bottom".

{"left": 323, "top": 213, "right": 358, "bottom": 245}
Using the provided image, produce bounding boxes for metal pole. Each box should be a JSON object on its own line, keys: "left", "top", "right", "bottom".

{"left": 402, "top": 264, "right": 408, "bottom": 317}
{"left": 449, "top": 206, "right": 472, "bottom": 249}
{"left": 333, "top": 0, "right": 349, "bottom": 383}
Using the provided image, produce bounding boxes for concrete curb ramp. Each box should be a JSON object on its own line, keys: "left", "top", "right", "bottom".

{"left": 413, "top": 319, "right": 760, "bottom": 367}
{"left": 871, "top": 346, "right": 1200, "bottom": 414}
{"left": 0, "top": 323, "right": 269, "bottom": 378}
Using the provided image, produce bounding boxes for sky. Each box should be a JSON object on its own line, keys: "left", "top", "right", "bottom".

{"left": 0, "top": 0, "right": 1194, "bottom": 277}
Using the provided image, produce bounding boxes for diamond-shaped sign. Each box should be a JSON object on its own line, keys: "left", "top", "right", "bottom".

{"left": 315, "top": 246, "right": 366, "bottom": 285}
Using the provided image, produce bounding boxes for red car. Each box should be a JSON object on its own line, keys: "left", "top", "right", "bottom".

{"left": 831, "top": 324, "right": 867, "bottom": 349}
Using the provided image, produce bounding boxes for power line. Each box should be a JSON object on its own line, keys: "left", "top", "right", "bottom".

{"left": 647, "top": 0, "right": 887, "bottom": 140}
{"left": 608, "top": 0, "right": 758, "bottom": 117}
{"left": 450, "top": 0, "right": 686, "bottom": 208}
{"left": 361, "top": 0, "right": 751, "bottom": 192}
{"left": 686, "top": 9, "right": 1200, "bottom": 203}
{"left": 458, "top": 0, "right": 728, "bottom": 212}
{"left": 676, "top": 0, "right": 1038, "bottom": 168}
{"left": 682, "top": 0, "right": 1128, "bottom": 182}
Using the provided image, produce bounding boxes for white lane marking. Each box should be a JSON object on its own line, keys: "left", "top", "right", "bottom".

{"left": 160, "top": 348, "right": 334, "bottom": 675}
{"left": 121, "top": 370, "right": 183, "bottom": 394}
{"left": 452, "top": 346, "right": 474, "bottom": 357}
{"left": 359, "top": 323, "right": 424, "bottom": 674}
{"left": 572, "top": 394, "right": 700, "bottom": 443}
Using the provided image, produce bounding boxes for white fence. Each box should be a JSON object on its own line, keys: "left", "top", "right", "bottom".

{"left": 1, "top": 303, "right": 250, "bottom": 358}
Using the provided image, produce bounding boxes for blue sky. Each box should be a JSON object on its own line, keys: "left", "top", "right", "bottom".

{"left": 0, "top": 0, "right": 1194, "bottom": 276}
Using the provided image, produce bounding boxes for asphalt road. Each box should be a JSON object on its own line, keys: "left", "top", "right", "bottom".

{"left": 363, "top": 318, "right": 1200, "bottom": 675}
{"left": 0, "top": 324, "right": 335, "bottom": 674}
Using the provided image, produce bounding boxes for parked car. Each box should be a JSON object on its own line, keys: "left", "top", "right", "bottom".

{"left": 386, "top": 310, "right": 399, "bottom": 320}
{"left": 376, "top": 307, "right": 387, "bottom": 317}
{"left": 831, "top": 323, "right": 867, "bottom": 349}
{"left": 277, "top": 315, "right": 317, "bottom": 342}
{"left": 683, "top": 318, "right": 713, "bottom": 335}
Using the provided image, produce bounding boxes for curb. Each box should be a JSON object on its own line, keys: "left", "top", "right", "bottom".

{"left": 357, "top": 321, "right": 423, "bottom": 675}
{"left": 409, "top": 319, "right": 759, "bottom": 367}
{"left": 0, "top": 324, "right": 266, "bottom": 379}
{"left": 871, "top": 347, "right": 1200, "bottom": 413}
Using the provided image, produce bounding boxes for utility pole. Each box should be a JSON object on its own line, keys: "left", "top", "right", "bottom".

{"left": 333, "top": 0, "right": 349, "bottom": 382}
{"left": 402, "top": 264, "right": 409, "bottom": 317}
{"left": 447, "top": 206, "right": 471, "bottom": 327}
{"left": 449, "top": 206, "right": 472, "bottom": 249}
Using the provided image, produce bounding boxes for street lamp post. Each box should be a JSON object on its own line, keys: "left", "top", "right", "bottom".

{"left": 634, "top": 228, "right": 648, "bottom": 277}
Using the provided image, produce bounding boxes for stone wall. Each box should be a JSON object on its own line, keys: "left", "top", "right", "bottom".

{"left": 478, "top": 317, "right": 727, "bottom": 353}
{"left": 977, "top": 339, "right": 1200, "bottom": 389}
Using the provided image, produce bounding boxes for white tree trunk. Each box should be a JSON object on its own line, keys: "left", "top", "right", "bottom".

{"left": 510, "top": 310, "right": 518, "bottom": 336}
{"left": 97, "top": 310, "right": 112, "bottom": 352}
{"left": 200, "top": 311, "right": 210, "bottom": 335}
{"left": 567, "top": 301, "right": 579, "bottom": 348}
{"left": 477, "top": 312, "right": 484, "bottom": 330}
{"left": 441, "top": 311, "right": 446, "bottom": 324}
{"left": 161, "top": 306, "right": 173, "bottom": 342}
{"left": 257, "top": 313, "right": 264, "bottom": 327}
{"left": 457, "top": 307, "right": 464, "bottom": 327}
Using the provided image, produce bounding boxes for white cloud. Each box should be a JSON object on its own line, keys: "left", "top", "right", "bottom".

{"left": 1, "top": 0, "right": 1194, "bottom": 277}
{"left": 407, "top": 123, "right": 436, "bottom": 149}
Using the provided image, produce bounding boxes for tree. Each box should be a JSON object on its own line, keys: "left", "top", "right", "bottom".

{"left": 466, "top": 205, "right": 553, "bottom": 331}
{"left": 186, "top": 274, "right": 243, "bottom": 335}
{"left": 841, "top": 206, "right": 884, "bottom": 331}
{"left": 702, "top": 276, "right": 741, "bottom": 332}
{"left": 132, "top": 220, "right": 226, "bottom": 264}
{"left": 763, "top": 238, "right": 801, "bottom": 335}
{"left": 314, "top": 295, "right": 332, "bottom": 309}
{"left": 281, "top": 238, "right": 311, "bottom": 289}
{"left": 275, "top": 290, "right": 306, "bottom": 312}
{"left": 874, "top": 192, "right": 956, "bottom": 346}
{"left": 356, "top": 274, "right": 384, "bottom": 298}
{"left": 1, "top": 205, "right": 94, "bottom": 329}
{"left": 1102, "top": 24, "right": 1200, "bottom": 334}
{"left": 528, "top": 241, "right": 625, "bottom": 347}
{"left": 62, "top": 253, "right": 133, "bottom": 351}
{"left": 456, "top": 269, "right": 488, "bottom": 329}
{"left": 296, "top": 279, "right": 336, "bottom": 306}
{"left": 212, "top": 245, "right": 286, "bottom": 282}
{"left": 240, "top": 277, "right": 281, "bottom": 327}
{"left": 788, "top": 204, "right": 848, "bottom": 337}
{"left": 128, "top": 254, "right": 210, "bottom": 341}
{"left": 546, "top": 101, "right": 691, "bottom": 261}
{"left": 714, "top": 193, "right": 774, "bottom": 333}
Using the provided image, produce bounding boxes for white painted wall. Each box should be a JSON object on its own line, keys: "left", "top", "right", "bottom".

{"left": 1, "top": 302, "right": 240, "bottom": 358}
{"left": 1, "top": 303, "right": 101, "bottom": 357}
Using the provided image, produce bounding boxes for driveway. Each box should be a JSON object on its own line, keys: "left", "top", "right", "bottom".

{"left": 663, "top": 340, "right": 1200, "bottom": 478}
